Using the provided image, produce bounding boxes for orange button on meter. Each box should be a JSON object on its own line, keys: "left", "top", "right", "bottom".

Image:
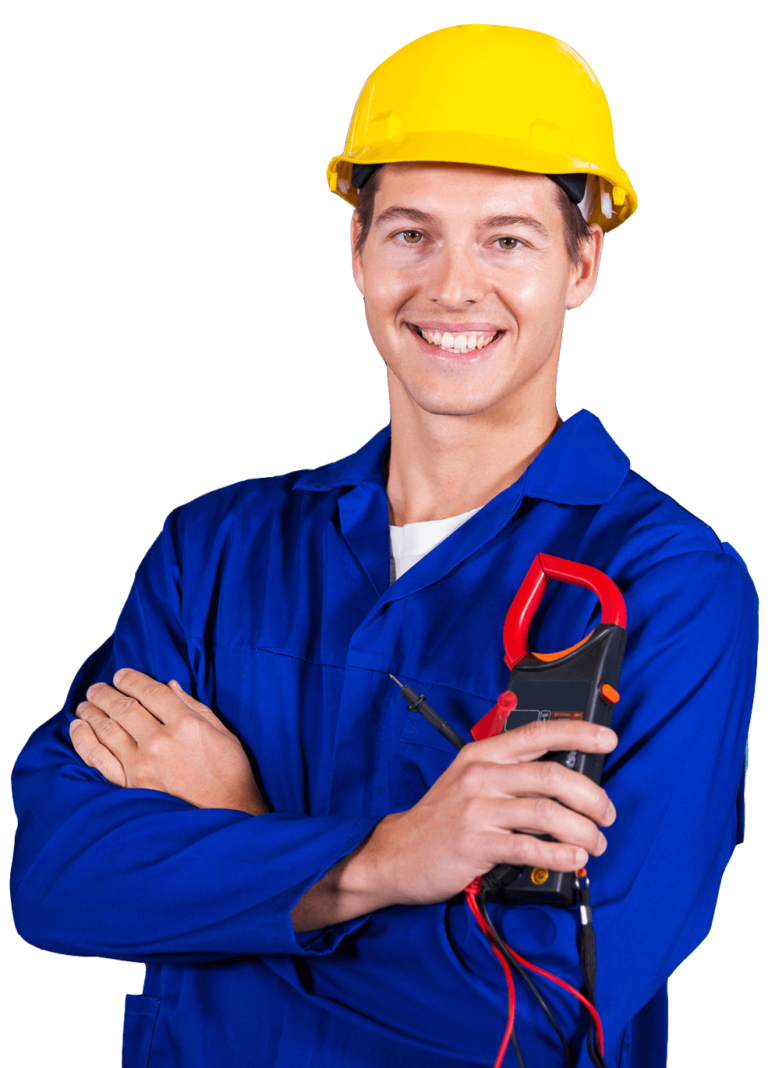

{"left": 600, "top": 683, "right": 620, "bottom": 704}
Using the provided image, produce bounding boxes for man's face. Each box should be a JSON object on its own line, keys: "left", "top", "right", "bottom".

{"left": 352, "top": 163, "right": 602, "bottom": 419}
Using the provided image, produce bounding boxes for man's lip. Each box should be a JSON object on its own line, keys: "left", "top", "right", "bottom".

{"left": 409, "top": 326, "right": 504, "bottom": 359}
{"left": 408, "top": 320, "right": 506, "bottom": 333}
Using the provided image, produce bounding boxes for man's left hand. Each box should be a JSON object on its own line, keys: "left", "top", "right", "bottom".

{"left": 69, "top": 668, "right": 268, "bottom": 816}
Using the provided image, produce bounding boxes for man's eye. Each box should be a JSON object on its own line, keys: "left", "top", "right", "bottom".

{"left": 495, "top": 237, "right": 521, "bottom": 251}
{"left": 398, "top": 231, "right": 423, "bottom": 244}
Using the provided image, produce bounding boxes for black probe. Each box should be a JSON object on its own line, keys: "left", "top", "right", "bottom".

{"left": 389, "top": 675, "right": 468, "bottom": 750}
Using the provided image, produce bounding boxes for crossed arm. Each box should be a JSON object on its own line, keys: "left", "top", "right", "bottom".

{"left": 68, "top": 670, "right": 397, "bottom": 931}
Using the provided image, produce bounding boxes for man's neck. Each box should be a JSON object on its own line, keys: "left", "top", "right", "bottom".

{"left": 386, "top": 384, "right": 561, "bottom": 527}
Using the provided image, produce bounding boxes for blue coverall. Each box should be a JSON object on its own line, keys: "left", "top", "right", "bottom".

{"left": 11, "top": 409, "right": 758, "bottom": 1067}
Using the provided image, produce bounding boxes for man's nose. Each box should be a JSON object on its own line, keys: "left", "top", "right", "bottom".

{"left": 426, "top": 243, "right": 485, "bottom": 308}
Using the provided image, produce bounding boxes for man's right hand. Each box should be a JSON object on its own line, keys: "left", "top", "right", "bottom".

{"left": 291, "top": 719, "right": 617, "bottom": 929}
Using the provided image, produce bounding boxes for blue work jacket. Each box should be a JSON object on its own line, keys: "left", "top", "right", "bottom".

{"left": 11, "top": 410, "right": 758, "bottom": 1068}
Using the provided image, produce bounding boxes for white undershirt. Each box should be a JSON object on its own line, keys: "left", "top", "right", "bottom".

{"left": 389, "top": 506, "right": 481, "bottom": 583}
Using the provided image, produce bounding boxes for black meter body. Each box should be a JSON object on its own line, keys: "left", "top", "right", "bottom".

{"left": 471, "top": 554, "right": 628, "bottom": 907}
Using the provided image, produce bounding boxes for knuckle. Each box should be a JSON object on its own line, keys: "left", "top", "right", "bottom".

{"left": 533, "top": 796, "right": 557, "bottom": 822}
{"left": 180, "top": 712, "right": 203, "bottom": 733}
{"left": 458, "top": 762, "right": 488, "bottom": 793}
{"left": 511, "top": 835, "right": 535, "bottom": 863}
{"left": 537, "top": 760, "right": 564, "bottom": 788}
{"left": 98, "top": 718, "right": 119, "bottom": 740}
{"left": 110, "top": 696, "right": 136, "bottom": 718}
{"left": 521, "top": 719, "right": 546, "bottom": 745}
{"left": 145, "top": 732, "right": 169, "bottom": 759}
{"left": 88, "top": 745, "right": 106, "bottom": 769}
{"left": 462, "top": 795, "right": 486, "bottom": 825}
{"left": 175, "top": 715, "right": 205, "bottom": 746}
{"left": 143, "top": 681, "right": 167, "bottom": 704}
{"left": 545, "top": 844, "right": 585, "bottom": 872}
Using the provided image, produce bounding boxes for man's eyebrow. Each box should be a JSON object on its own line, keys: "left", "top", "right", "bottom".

{"left": 373, "top": 208, "right": 551, "bottom": 238}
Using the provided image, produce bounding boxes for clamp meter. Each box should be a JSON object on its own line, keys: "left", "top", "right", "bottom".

{"left": 471, "top": 553, "right": 627, "bottom": 906}
{"left": 390, "top": 554, "right": 626, "bottom": 1067}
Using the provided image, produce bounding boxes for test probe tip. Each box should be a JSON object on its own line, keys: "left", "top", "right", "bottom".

{"left": 389, "top": 674, "right": 402, "bottom": 687}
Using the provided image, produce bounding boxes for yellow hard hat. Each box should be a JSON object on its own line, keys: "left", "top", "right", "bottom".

{"left": 327, "top": 24, "right": 636, "bottom": 231}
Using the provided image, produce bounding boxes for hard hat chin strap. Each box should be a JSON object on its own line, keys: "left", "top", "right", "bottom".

{"left": 350, "top": 163, "right": 588, "bottom": 206}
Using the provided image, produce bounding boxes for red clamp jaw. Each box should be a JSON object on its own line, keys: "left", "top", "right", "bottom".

{"left": 472, "top": 554, "right": 627, "bottom": 742}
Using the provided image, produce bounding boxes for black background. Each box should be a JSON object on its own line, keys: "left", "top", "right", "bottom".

{"left": 13, "top": 12, "right": 756, "bottom": 1063}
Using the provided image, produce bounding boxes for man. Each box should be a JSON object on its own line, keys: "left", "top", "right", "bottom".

{"left": 11, "top": 24, "right": 757, "bottom": 1068}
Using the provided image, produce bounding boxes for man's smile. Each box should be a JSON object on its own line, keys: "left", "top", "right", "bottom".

{"left": 406, "top": 321, "right": 505, "bottom": 356}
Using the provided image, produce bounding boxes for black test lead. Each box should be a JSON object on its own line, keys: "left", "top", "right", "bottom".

{"left": 389, "top": 675, "right": 468, "bottom": 751}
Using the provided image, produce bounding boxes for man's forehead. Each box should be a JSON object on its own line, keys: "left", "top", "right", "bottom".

{"left": 378, "top": 160, "right": 559, "bottom": 203}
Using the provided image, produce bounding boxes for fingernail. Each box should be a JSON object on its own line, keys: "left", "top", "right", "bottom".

{"left": 70, "top": 719, "right": 82, "bottom": 729}
{"left": 606, "top": 801, "right": 617, "bottom": 824}
{"left": 575, "top": 850, "right": 589, "bottom": 867}
{"left": 113, "top": 668, "right": 127, "bottom": 684}
{"left": 596, "top": 833, "right": 608, "bottom": 855}
{"left": 86, "top": 683, "right": 101, "bottom": 699}
{"left": 597, "top": 727, "right": 616, "bottom": 747}
{"left": 76, "top": 701, "right": 88, "bottom": 713}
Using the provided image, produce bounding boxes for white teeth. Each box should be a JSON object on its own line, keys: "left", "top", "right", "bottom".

{"left": 418, "top": 327, "right": 498, "bottom": 353}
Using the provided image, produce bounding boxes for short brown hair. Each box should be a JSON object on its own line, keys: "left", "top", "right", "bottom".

{"left": 353, "top": 166, "right": 593, "bottom": 268}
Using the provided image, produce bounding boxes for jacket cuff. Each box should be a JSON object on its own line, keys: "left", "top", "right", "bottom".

{"left": 267, "top": 816, "right": 380, "bottom": 955}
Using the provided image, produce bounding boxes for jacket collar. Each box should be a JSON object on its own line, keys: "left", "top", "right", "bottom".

{"left": 295, "top": 409, "right": 629, "bottom": 507}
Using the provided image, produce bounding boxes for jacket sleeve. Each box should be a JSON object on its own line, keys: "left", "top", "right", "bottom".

{"left": 260, "top": 549, "right": 758, "bottom": 1066}
{"left": 10, "top": 510, "right": 379, "bottom": 966}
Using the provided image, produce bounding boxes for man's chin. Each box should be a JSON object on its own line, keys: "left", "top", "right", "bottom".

{"left": 400, "top": 386, "right": 506, "bottom": 419}
{"left": 386, "top": 362, "right": 520, "bottom": 419}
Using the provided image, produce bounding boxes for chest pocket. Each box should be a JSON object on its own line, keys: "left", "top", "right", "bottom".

{"left": 396, "top": 706, "right": 465, "bottom": 808}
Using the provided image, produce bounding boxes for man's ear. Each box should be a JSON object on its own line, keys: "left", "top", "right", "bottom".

{"left": 351, "top": 212, "right": 365, "bottom": 297}
{"left": 565, "top": 224, "right": 604, "bottom": 310}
